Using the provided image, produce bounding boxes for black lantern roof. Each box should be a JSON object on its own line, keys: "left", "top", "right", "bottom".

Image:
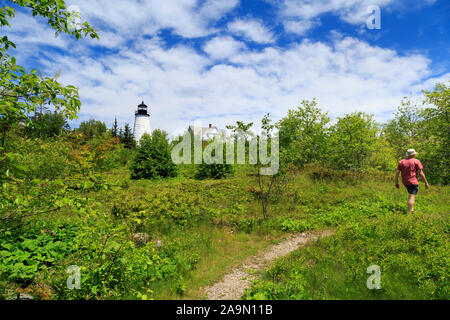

{"left": 136, "top": 101, "right": 149, "bottom": 116}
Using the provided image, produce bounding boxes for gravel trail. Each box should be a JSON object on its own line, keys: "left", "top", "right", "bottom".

{"left": 203, "top": 229, "right": 334, "bottom": 300}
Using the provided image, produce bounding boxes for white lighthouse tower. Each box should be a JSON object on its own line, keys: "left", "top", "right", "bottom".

{"left": 133, "top": 101, "right": 151, "bottom": 144}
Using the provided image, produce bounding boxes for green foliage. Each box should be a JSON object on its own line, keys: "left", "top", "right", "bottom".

{"left": 0, "top": 132, "right": 448, "bottom": 300}
{"left": 195, "top": 163, "right": 234, "bottom": 180}
{"left": 226, "top": 121, "right": 254, "bottom": 140}
{"left": 277, "top": 99, "right": 330, "bottom": 167}
{"left": 261, "top": 113, "right": 274, "bottom": 137}
{"left": 329, "top": 112, "right": 378, "bottom": 179}
{"left": 120, "top": 123, "right": 135, "bottom": 149}
{"left": 26, "top": 110, "right": 71, "bottom": 138}
{"left": 366, "top": 135, "right": 398, "bottom": 171}
{"left": 268, "top": 92, "right": 448, "bottom": 183}
{"left": 77, "top": 120, "right": 107, "bottom": 140}
{"left": 130, "top": 131, "right": 177, "bottom": 180}
{"left": 0, "top": 130, "right": 120, "bottom": 235}
{"left": 141, "top": 188, "right": 204, "bottom": 226}
{"left": 0, "top": 225, "right": 77, "bottom": 283}
{"left": 2, "top": 135, "right": 71, "bottom": 181}
{"left": 243, "top": 270, "right": 308, "bottom": 300}
{"left": 420, "top": 82, "right": 450, "bottom": 185}
{"left": 383, "top": 99, "right": 423, "bottom": 160}
{"left": 0, "top": 0, "right": 98, "bottom": 154}
{"left": 103, "top": 144, "right": 134, "bottom": 168}
{"left": 234, "top": 217, "right": 258, "bottom": 233}
{"left": 249, "top": 150, "right": 287, "bottom": 220}
{"left": 111, "top": 118, "right": 118, "bottom": 138}
{"left": 381, "top": 82, "right": 449, "bottom": 184}
{"left": 50, "top": 225, "right": 200, "bottom": 300}
{"left": 66, "top": 133, "right": 125, "bottom": 175}
{"left": 1, "top": 1, "right": 99, "bottom": 40}
{"left": 279, "top": 218, "right": 314, "bottom": 233}
{"left": 244, "top": 188, "right": 449, "bottom": 300}
{"left": 0, "top": 176, "right": 67, "bottom": 233}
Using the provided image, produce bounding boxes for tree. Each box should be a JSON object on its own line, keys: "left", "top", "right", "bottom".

{"left": 276, "top": 99, "right": 331, "bottom": 168}
{"left": 329, "top": 112, "right": 378, "bottom": 180}
{"left": 0, "top": 1, "right": 99, "bottom": 232}
{"left": 0, "top": 0, "right": 98, "bottom": 154}
{"left": 195, "top": 141, "right": 234, "bottom": 180}
{"left": 77, "top": 120, "right": 107, "bottom": 140}
{"left": 120, "top": 123, "right": 135, "bottom": 149}
{"left": 367, "top": 133, "right": 398, "bottom": 172}
{"left": 250, "top": 119, "right": 285, "bottom": 220}
{"left": 383, "top": 98, "right": 423, "bottom": 160}
{"left": 253, "top": 165, "right": 286, "bottom": 220}
{"left": 421, "top": 82, "right": 450, "bottom": 184}
{"left": 27, "top": 110, "right": 70, "bottom": 138}
{"left": 130, "top": 130, "right": 177, "bottom": 180}
{"left": 111, "top": 117, "right": 118, "bottom": 138}
{"left": 226, "top": 121, "right": 254, "bottom": 141}
{"left": 261, "top": 113, "right": 274, "bottom": 138}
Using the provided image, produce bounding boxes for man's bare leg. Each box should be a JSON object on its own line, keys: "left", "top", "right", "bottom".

{"left": 408, "top": 194, "right": 415, "bottom": 213}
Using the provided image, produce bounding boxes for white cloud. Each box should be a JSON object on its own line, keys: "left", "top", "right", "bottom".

{"left": 199, "top": 0, "right": 240, "bottom": 21}
{"left": 65, "top": 0, "right": 239, "bottom": 39}
{"left": 4, "top": 12, "right": 68, "bottom": 50}
{"left": 227, "top": 18, "right": 275, "bottom": 43}
{"left": 283, "top": 19, "right": 321, "bottom": 35}
{"left": 40, "top": 34, "right": 445, "bottom": 134}
{"left": 277, "top": 0, "right": 393, "bottom": 23}
{"left": 273, "top": 0, "right": 438, "bottom": 34}
{"left": 203, "top": 36, "right": 246, "bottom": 60}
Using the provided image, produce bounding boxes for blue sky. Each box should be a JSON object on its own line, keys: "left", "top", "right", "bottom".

{"left": 3, "top": 0, "right": 449, "bottom": 135}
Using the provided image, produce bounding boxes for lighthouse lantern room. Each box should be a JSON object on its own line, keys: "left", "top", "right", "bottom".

{"left": 133, "top": 101, "right": 151, "bottom": 144}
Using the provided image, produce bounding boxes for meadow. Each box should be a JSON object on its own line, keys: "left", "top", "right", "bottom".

{"left": 0, "top": 134, "right": 448, "bottom": 300}
{"left": 1, "top": 0, "right": 449, "bottom": 302}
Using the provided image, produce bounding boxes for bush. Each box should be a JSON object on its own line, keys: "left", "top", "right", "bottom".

{"left": 76, "top": 120, "right": 107, "bottom": 140}
{"left": 26, "top": 111, "right": 70, "bottom": 138}
{"left": 130, "top": 130, "right": 177, "bottom": 180}
{"left": 0, "top": 226, "right": 77, "bottom": 284}
{"left": 243, "top": 269, "right": 308, "bottom": 300}
{"left": 195, "top": 163, "right": 233, "bottom": 180}
{"left": 279, "top": 218, "right": 314, "bottom": 233}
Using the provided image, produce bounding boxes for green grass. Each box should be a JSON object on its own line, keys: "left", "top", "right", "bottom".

{"left": 1, "top": 163, "right": 448, "bottom": 300}
{"left": 243, "top": 179, "right": 449, "bottom": 300}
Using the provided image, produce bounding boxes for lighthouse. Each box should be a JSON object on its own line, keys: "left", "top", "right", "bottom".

{"left": 133, "top": 101, "right": 151, "bottom": 144}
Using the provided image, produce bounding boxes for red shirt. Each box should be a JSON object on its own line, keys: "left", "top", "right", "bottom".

{"left": 397, "top": 158, "right": 423, "bottom": 186}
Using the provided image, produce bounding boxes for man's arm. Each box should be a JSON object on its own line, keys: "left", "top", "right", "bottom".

{"left": 419, "top": 170, "right": 430, "bottom": 189}
{"left": 395, "top": 169, "right": 401, "bottom": 189}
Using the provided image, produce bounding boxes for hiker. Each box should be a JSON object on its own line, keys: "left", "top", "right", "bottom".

{"left": 395, "top": 149, "right": 430, "bottom": 213}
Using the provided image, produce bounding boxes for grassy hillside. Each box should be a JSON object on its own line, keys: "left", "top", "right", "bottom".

{"left": 1, "top": 154, "right": 448, "bottom": 300}
{"left": 243, "top": 176, "right": 449, "bottom": 300}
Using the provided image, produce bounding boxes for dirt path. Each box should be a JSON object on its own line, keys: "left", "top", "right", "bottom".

{"left": 203, "top": 229, "right": 334, "bottom": 300}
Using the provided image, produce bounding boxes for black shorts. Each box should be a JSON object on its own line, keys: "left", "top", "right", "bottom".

{"left": 405, "top": 185, "right": 419, "bottom": 195}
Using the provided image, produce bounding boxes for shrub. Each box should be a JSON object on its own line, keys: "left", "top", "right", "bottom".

{"left": 279, "top": 218, "right": 314, "bottom": 233}
{"left": 195, "top": 163, "right": 233, "bottom": 180}
{"left": 76, "top": 120, "right": 107, "bottom": 140}
{"left": 130, "top": 131, "right": 177, "bottom": 180}
{"left": 2, "top": 135, "right": 71, "bottom": 181}
{"left": 243, "top": 270, "right": 308, "bottom": 300}
{"left": 0, "top": 226, "right": 77, "bottom": 284}
{"left": 233, "top": 217, "right": 258, "bottom": 233}
{"left": 26, "top": 111, "right": 71, "bottom": 138}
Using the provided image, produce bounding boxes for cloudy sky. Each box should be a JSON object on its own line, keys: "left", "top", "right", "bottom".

{"left": 4, "top": 0, "right": 450, "bottom": 135}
